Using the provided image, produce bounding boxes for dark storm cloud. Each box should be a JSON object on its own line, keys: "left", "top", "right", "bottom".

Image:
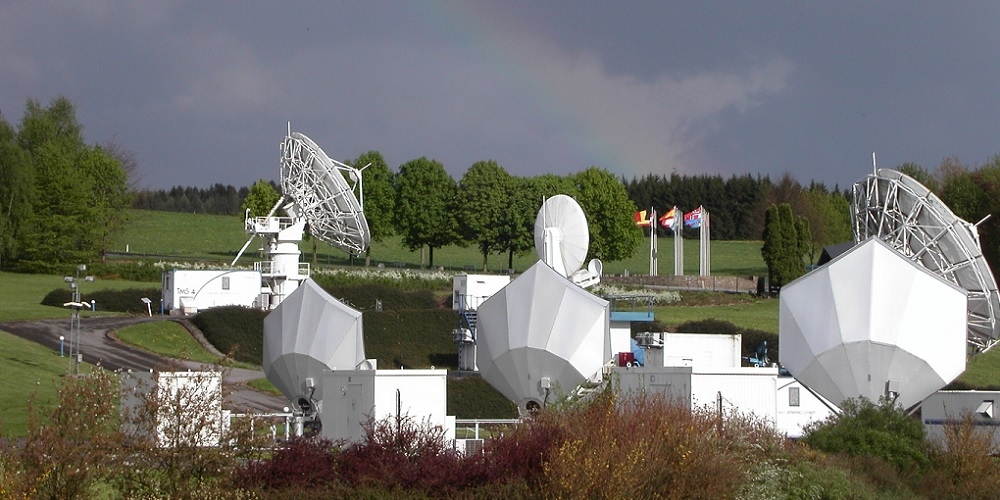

{"left": 1, "top": 1, "right": 997, "bottom": 191}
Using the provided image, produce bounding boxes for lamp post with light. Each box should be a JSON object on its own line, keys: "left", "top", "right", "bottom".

{"left": 63, "top": 264, "right": 94, "bottom": 374}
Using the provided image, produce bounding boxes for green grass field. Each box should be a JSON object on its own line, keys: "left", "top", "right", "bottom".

{"left": 113, "top": 209, "right": 769, "bottom": 276}
{"left": 0, "top": 330, "right": 99, "bottom": 436}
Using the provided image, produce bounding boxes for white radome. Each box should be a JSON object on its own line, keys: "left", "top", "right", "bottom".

{"left": 263, "top": 279, "right": 366, "bottom": 404}
{"left": 476, "top": 261, "right": 610, "bottom": 411}
{"left": 779, "top": 237, "right": 967, "bottom": 410}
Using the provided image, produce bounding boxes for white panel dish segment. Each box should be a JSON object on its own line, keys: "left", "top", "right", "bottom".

{"left": 476, "top": 261, "right": 610, "bottom": 410}
{"left": 263, "top": 279, "right": 365, "bottom": 404}
{"left": 779, "top": 237, "right": 967, "bottom": 410}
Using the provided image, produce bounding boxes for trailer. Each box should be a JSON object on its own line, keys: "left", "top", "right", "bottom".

{"left": 162, "top": 269, "right": 263, "bottom": 314}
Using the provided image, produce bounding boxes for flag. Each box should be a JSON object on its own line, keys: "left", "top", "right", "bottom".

{"left": 659, "top": 207, "right": 677, "bottom": 229}
{"left": 634, "top": 210, "right": 651, "bottom": 227}
{"left": 684, "top": 207, "right": 702, "bottom": 228}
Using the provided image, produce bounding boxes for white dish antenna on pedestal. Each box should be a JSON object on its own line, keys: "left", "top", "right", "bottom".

{"left": 281, "top": 131, "right": 370, "bottom": 255}
{"left": 233, "top": 126, "right": 371, "bottom": 309}
{"left": 534, "top": 194, "right": 602, "bottom": 288}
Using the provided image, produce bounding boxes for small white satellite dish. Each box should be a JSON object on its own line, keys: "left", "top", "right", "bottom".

{"left": 534, "top": 194, "right": 601, "bottom": 287}
{"left": 281, "top": 132, "right": 371, "bottom": 256}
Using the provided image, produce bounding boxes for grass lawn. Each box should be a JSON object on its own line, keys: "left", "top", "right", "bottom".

{"left": 653, "top": 295, "right": 780, "bottom": 334}
{"left": 112, "top": 210, "right": 769, "bottom": 277}
{"left": 0, "top": 271, "right": 152, "bottom": 323}
{"left": 955, "top": 346, "right": 1000, "bottom": 389}
{"left": 0, "top": 330, "right": 99, "bottom": 436}
{"left": 115, "top": 320, "right": 228, "bottom": 365}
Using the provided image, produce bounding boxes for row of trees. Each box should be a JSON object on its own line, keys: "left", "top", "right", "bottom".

{"left": 0, "top": 97, "right": 132, "bottom": 268}
{"left": 244, "top": 154, "right": 642, "bottom": 270}
{"left": 133, "top": 184, "right": 248, "bottom": 215}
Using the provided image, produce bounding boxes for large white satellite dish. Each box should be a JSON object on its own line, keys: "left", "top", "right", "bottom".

{"left": 779, "top": 237, "right": 968, "bottom": 410}
{"left": 852, "top": 168, "right": 1000, "bottom": 353}
{"left": 281, "top": 131, "right": 371, "bottom": 256}
{"left": 233, "top": 127, "right": 371, "bottom": 309}
{"left": 534, "top": 194, "right": 602, "bottom": 288}
{"left": 476, "top": 261, "right": 611, "bottom": 414}
{"left": 263, "top": 279, "right": 366, "bottom": 420}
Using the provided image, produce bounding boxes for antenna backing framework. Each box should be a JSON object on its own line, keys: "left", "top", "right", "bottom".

{"left": 852, "top": 168, "right": 1000, "bottom": 353}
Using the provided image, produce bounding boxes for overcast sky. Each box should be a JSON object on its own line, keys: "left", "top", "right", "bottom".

{"left": 3, "top": 1, "right": 998, "bottom": 191}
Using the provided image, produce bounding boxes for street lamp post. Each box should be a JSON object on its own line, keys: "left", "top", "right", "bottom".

{"left": 63, "top": 264, "right": 94, "bottom": 374}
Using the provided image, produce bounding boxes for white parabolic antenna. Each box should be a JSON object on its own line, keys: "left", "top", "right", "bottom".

{"left": 263, "top": 279, "right": 366, "bottom": 415}
{"left": 852, "top": 168, "right": 1000, "bottom": 353}
{"left": 281, "top": 131, "right": 371, "bottom": 256}
{"left": 476, "top": 261, "right": 610, "bottom": 413}
{"left": 534, "top": 194, "right": 602, "bottom": 287}
{"left": 779, "top": 237, "right": 968, "bottom": 410}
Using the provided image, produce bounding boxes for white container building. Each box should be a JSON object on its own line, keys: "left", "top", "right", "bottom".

{"left": 320, "top": 369, "right": 454, "bottom": 444}
{"left": 162, "top": 269, "right": 263, "bottom": 314}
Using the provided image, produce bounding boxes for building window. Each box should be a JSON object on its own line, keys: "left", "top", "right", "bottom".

{"left": 789, "top": 387, "right": 800, "bottom": 407}
{"left": 222, "top": 276, "right": 230, "bottom": 290}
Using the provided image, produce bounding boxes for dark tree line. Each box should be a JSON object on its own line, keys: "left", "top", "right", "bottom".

{"left": 133, "top": 184, "right": 251, "bottom": 216}
{"left": 624, "top": 172, "right": 853, "bottom": 260}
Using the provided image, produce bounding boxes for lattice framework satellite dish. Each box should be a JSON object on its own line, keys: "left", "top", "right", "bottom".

{"left": 852, "top": 168, "right": 1000, "bottom": 353}
{"left": 281, "top": 132, "right": 370, "bottom": 256}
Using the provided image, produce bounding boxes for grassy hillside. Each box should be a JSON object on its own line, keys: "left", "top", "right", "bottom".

{"left": 112, "top": 209, "right": 768, "bottom": 276}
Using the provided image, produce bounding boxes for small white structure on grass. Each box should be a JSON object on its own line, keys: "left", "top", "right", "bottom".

{"left": 162, "top": 269, "right": 263, "bottom": 315}
{"left": 121, "top": 370, "right": 227, "bottom": 447}
{"left": 452, "top": 274, "right": 511, "bottom": 371}
{"left": 637, "top": 332, "right": 742, "bottom": 369}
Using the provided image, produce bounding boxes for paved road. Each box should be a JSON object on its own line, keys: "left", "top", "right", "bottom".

{"left": 0, "top": 316, "right": 290, "bottom": 413}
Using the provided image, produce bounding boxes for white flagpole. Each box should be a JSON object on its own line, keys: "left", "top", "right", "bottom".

{"left": 674, "top": 206, "right": 684, "bottom": 276}
{"left": 649, "top": 208, "right": 656, "bottom": 276}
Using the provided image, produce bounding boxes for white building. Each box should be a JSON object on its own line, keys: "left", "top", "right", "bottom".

{"left": 162, "top": 269, "right": 263, "bottom": 314}
{"left": 121, "top": 370, "right": 227, "bottom": 447}
{"left": 320, "top": 368, "right": 454, "bottom": 444}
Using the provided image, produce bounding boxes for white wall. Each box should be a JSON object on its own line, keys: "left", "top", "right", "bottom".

{"left": 321, "top": 369, "right": 452, "bottom": 444}
{"left": 922, "top": 391, "right": 1000, "bottom": 451}
{"left": 775, "top": 377, "right": 834, "bottom": 439}
{"left": 659, "top": 333, "right": 742, "bottom": 369}
{"left": 453, "top": 274, "right": 510, "bottom": 310}
{"left": 120, "top": 371, "right": 225, "bottom": 447}
{"left": 609, "top": 321, "right": 632, "bottom": 359}
{"left": 690, "top": 367, "right": 778, "bottom": 423}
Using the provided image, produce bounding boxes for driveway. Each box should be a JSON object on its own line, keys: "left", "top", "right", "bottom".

{"left": 0, "top": 316, "right": 290, "bottom": 413}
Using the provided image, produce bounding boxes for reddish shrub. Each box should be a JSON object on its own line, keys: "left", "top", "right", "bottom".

{"left": 338, "top": 415, "right": 469, "bottom": 494}
{"left": 236, "top": 437, "right": 341, "bottom": 491}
